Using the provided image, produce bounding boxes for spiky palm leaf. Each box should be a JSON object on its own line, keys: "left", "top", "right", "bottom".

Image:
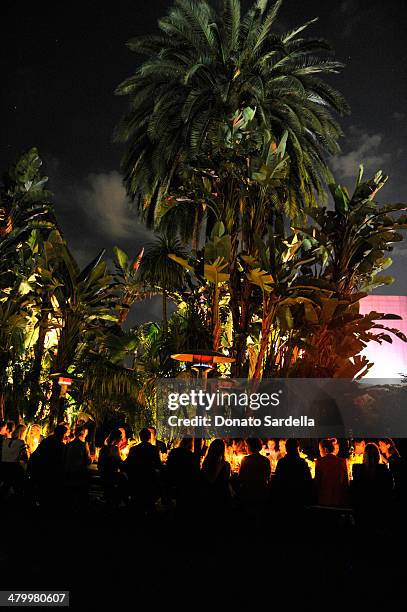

{"left": 137, "top": 234, "right": 188, "bottom": 331}
{"left": 116, "top": 0, "right": 348, "bottom": 226}
{"left": 137, "top": 234, "right": 188, "bottom": 291}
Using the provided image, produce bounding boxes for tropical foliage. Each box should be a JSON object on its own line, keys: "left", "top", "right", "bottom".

{"left": 1, "top": 1, "right": 406, "bottom": 433}
{"left": 0, "top": 150, "right": 140, "bottom": 426}
{"left": 166, "top": 166, "right": 407, "bottom": 379}
{"left": 115, "top": 0, "right": 351, "bottom": 375}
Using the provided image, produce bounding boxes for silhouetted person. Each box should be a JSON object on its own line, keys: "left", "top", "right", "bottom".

{"left": 64, "top": 425, "right": 92, "bottom": 511}
{"left": 378, "top": 438, "right": 403, "bottom": 497}
{"left": 25, "top": 424, "right": 43, "bottom": 456}
{"left": 124, "top": 428, "right": 162, "bottom": 514}
{"left": 353, "top": 439, "right": 366, "bottom": 459}
{"left": 273, "top": 438, "right": 313, "bottom": 509}
{"left": 5, "top": 421, "right": 15, "bottom": 439}
{"left": 276, "top": 438, "right": 287, "bottom": 460}
{"left": 262, "top": 439, "right": 279, "bottom": 471}
{"left": 239, "top": 438, "right": 270, "bottom": 504}
{"left": 148, "top": 427, "right": 167, "bottom": 456}
{"left": 98, "top": 429, "right": 125, "bottom": 507}
{"left": 352, "top": 443, "right": 394, "bottom": 530}
{"left": 378, "top": 438, "right": 400, "bottom": 465}
{"left": 201, "top": 439, "right": 231, "bottom": 520}
{"left": 166, "top": 438, "right": 200, "bottom": 516}
{"left": 315, "top": 439, "right": 349, "bottom": 507}
{"left": 29, "top": 425, "right": 68, "bottom": 512}
{"left": 0, "top": 424, "right": 29, "bottom": 498}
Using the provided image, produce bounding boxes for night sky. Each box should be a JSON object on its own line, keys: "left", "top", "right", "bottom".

{"left": 2, "top": 0, "right": 407, "bottom": 322}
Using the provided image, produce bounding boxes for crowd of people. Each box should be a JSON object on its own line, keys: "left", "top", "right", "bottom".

{"left": 0, "top": 419, "right": 404, "bottom": 534}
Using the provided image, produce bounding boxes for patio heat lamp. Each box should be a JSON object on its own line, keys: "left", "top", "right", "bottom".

{"left": 50, "top": 372, "right": 75, "bottom": 398}
{"left": 50, "top": 372, "right": 78, "bottom": 424}
{"left": 171, "top": 349, "right": 235, "bottom": 377}
{"left": 171, "top": 350, "right": 235, "bottom": 462}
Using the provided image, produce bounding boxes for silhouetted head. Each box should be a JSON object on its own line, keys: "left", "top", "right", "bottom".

{"left": 53, "top": 425, "right": 68, "bottom": 443}
{"left": 180, "top": 438, "right": 193, "bottom": 452}
{"left": 139, "top": 428, "right": 151, "bottom": 443}
{"left": 246, "top": 438, "right": 262, "bottom": 454}
{"left": 363, "top": 443, "right": 380, "bottom": 469}
{"left": 354, "top": 439, "right": 366, "bottom": 455}
{"left": 267, "top": 439, "right": 276, "bottom": 451}
{"left": 202, "top": 439, "right": 226, "bottom": 481}
{"left": 286, "top": 438, "right": 300, "bottom": 455}
{"left": 319, "top": 439, "right": 334, "bottom": 456}
{"left": 206, "top": 439, "right": 225, "bottom": 463}
{"left": 106, "top": 429, "right": 123, "bottom": 446}
{"left": 378, "top": 438, "right": 399, "bottom": 458}
{"left": 6, "top": 421, "right": 15, "bottom": 437}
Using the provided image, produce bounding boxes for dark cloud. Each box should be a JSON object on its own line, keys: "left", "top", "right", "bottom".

{"left": 80, "top": 171, "right": 142, "bottom": 242}
{"left": 39, "top": 157, "right": 160, "bottom": 327}
{"left": 331, "top": 127, "right": 391, "bottom": 181}
{"left": 43, "top": 158, "right": 153, "bottom": 269}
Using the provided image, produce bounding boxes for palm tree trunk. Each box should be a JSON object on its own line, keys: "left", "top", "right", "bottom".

{"left": 191, "top": 205, "right": 203, "bottom": 257}
{"left": 229, "top": 209, "right": 243, "bottom": 372}
{"left": 253, "top": 300, "right": 275, "bottom": 380}
{"left": 232, "top": 279, "right": 253, "bottom": 377}
{"left": 118, "top": 291, "right": 135, "bottom": 327}
{"left": 212, "top": 284, "right": 221, "bottom": 351}
{"left": 253, "top": 322, "right": 271, "bottom": 379}
{"left": 118, "top": 306, "right": 129, "bottom": 327}
{"left": 27, "top": 316, "right": 48, "bottom": 418}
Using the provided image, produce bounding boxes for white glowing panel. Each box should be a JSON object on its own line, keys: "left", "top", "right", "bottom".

{"left": 359, "top": 295, "right": 407, "bottom": 378}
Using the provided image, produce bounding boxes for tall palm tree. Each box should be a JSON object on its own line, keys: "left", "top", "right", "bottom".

{"left": 137, "top": 235, "right": 187, "bottom": 333}
{"left": 115, "top": 0, "right": 348, "bottom": 227}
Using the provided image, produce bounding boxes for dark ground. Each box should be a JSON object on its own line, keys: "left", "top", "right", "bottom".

{"left": 1, "top": 494, "right": 406, "bottom": 608}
